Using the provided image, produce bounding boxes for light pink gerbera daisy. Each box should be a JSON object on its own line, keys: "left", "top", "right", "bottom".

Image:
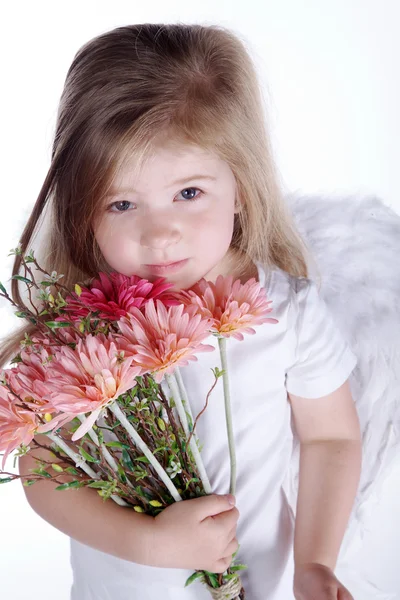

{"left": 59, "top": 272, "right": 180, "bottom": 322}
{"left": 5, "top": 344, "right": 76, "bottom": 432}
{"left": 177, "top": 275, "right": 279, "bottom": 341}
{"left": 116, "top": 299, "right": 215, "bottom": 383}
{"left": 0, "top": 384, "right": 38, "bottom": 470}
{"left": 40, "top": 333, "right": 143, "bottom": 441}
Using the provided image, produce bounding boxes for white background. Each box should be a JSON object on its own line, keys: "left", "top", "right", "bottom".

{"left": 1, "top": 1, "right": 399, "bottom": 599}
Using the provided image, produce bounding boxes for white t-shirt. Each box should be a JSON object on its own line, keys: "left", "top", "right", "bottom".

{"left": 69, "top": 262, "right": 358, "bottom": 600}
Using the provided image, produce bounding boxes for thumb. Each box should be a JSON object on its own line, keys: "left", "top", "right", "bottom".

{"left": 197, "top": 494, "right": 236, "bottom": 520}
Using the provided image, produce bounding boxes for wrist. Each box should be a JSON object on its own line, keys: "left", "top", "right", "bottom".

{"left": 294, "top": 562, "right": 334, "bottom": 575}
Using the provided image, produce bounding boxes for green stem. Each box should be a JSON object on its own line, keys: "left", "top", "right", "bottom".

{"left": 218, "top": 336, "right": 236, "bottom": 496}
{"left": 108, "top": 402, "right": 182, "bottom": 501}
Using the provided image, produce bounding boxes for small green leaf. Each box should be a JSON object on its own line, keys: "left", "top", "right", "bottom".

{"left": 79, "top": 447, "right": 100, "bottom": 463}
{"left": 148, "top": 500, "right": 163, "bottom": 507}
{"left": 104, "top": 441, "right": 130, "bottom": 450}
{"left": 23, "top": 479, "right": 37, "bottom": 486}
{"left": 65, "top": 467, "right": 79, "bottom": 475}
{"left": 117, "top": 463, "right": 127, "bottom": 484}
{"left": 31, "top": 468, "right": 52, "bottom": 479}
{"left": 0, "top": 477, "right": 13, "bottom": 484}
{"left": 205, "top": 572, "right": 219, "bottom": 588}
{"left": 51, "top": 463, "right": 64, "bottom": 473}
{"left": 0, "top": 282, "right": 7, "bottom": 294}
{"left": 87, "top": 481, "right": 111, "bottom": 489}
{"left": 134, "top": 456, "right": 150, "bottom": 464}
{"left": 184, "top": 571, "right": 204, "bottom": 587}
{"left": 44, "top": 321, "right": 72, "bottom": 329}
{"left": 55, "top": 481, "right": 85, "bottom": 490}
{"left": 11, "top": 275, "right": 33, "bottom": 284}
{"left": 121, "top": 449, "right": 134, "bottom": 470}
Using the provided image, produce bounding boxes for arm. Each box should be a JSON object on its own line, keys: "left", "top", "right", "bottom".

{"left": 288, "top": 379, "right": 362, "bottom": 571}
{"left": 18, "top": 432, "right": 155, "bottom": 565}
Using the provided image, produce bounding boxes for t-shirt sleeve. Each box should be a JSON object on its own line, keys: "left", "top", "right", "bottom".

{"left": 285, "top": 277, "right": 357, "bottom": 398}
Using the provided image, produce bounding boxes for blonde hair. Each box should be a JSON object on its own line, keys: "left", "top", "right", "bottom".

{"left": 0, "top": 23, "right": 316, "bottom": 369}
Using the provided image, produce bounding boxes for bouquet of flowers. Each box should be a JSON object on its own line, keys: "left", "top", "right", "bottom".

{"left": 0, "top": 246, "right": 278, "bottom": 600}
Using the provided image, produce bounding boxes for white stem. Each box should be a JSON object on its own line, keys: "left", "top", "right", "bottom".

{"left": 218, "top": 337, "right": 236, "bottom": 496}
{"left": 108, "top": 402, "right": 182, "bottom": 502}
{"left": 76, "top": 414, "right": 135, "bottom": 490}
{"left": 45, "top": 431, "right": 129, "bottom": 507}
{"left": 165, "top": 373, "right": 212, "bottom": 494}
{"left": 175, "top": 367, "right": 194, "bottom": 429}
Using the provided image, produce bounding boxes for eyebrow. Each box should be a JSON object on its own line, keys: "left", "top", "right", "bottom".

{"left": 106, "top": 174, "right": 217, "bottom": 197}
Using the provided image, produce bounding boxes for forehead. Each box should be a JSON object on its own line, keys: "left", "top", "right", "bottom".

{"left": 112, "top": 142, "right": 223, "bottom": 189}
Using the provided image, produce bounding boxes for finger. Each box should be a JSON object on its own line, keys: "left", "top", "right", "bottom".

{"left": 338, "top": 587, "right": 354, "bottom": 600}
{"left": 227, "top": 525, "right": 237, "bottom": 540}
{"left": 224, "top": 537, "right": 239, "bottom": 556}
{"left": 214, "top": 506, "right": 239, "bottom": 528}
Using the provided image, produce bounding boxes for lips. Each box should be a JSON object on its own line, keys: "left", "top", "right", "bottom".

{"left": 144, "top": 258, "right": 189, "bottom": 275}
{"left": 145, "top": 260, "right": 183, "bottom": 267}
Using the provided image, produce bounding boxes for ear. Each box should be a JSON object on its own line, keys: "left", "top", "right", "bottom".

{"left": 234, "top": 196, "right": 242, "bottom": 214}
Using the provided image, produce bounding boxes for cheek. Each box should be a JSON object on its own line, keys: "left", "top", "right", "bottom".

{"left": 193, "top": 206, "right": 235, "bottom": 243}
{"left": 94, "top": 219, "right": 139, "bottom": 271}
{"left": 189, "top": 211, "right": 235, "bottom": 267}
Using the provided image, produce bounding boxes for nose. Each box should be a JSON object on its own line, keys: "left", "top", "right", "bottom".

{"left": 140, "top": 219, "right": 181, "bottom": 250}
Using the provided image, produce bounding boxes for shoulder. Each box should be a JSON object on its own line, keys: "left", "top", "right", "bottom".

{"left": 255, "top": 263, "right": 311, "bottom": 335}
{"left": 258, "top": 262, "right": 314, "bottom": 306}
{"left": 257, "top": 263, "right": 324, "bottom": 336}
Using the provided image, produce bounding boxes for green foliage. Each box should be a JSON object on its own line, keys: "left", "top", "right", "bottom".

{"left": 65, "top": 467, "right": 79, "bottom": 476}
{"left": 79, "top": 446, "right": 101, "bottom": 464}
{"left": 55, "top": 481, "right": 85, "bottom": 491}
{"left": 121, "top": 449, "right": 134, "bottom": 470}
{"left": 184, "top": 571, "right": 204, "bottom": 587}
{"left": 44, "top": 321, "right": 73, "bottom": 329}
{"left": 203, "top": 571, "right": 219, "bottom": 588}
{"left": 11, "top": 275, "right": 33, "bottom": 285}
{"left": 31, "top": 468, "right": 52, "bottom": 479}
{"left": 104, "top": 441, "right": 130, "bottom": 450}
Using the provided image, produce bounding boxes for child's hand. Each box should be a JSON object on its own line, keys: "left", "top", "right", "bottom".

{"left": 148, "top": 494, "right": 240, "bottom": 573}
{"left": 293, "top": 562, "right": 354, "bottom": 599}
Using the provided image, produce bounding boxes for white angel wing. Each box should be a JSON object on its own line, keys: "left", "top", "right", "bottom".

{"left": 281, "top": 193, "right": 400, "bottom": 559}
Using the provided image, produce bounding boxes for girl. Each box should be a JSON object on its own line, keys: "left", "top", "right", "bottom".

{"left": 2, "top": 23, "right": 362, "bottom": 600}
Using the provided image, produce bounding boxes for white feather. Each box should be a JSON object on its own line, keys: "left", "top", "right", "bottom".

{"left": 281, "top": 193, "right": 400, "bottom": 559}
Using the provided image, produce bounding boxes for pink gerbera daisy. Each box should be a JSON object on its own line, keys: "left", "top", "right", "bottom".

{"left": 116, "top": 299, "right": 215, "bottom": 383}
{"left": 40, "top": 333, "right": 143, "bottom": 441}
{"left": 177, "top": 275, "right": 279, "bottom": 341}
{"left": 4, "top": 343, "right": 77, "bottom": 432}
{"left": 60, "top": 272, "right": 180, "bottom": 322}
{"left": 0, "top": 385, "right": 38, "bottom": 470}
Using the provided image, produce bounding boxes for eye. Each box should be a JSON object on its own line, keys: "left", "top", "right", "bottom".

{"left": 106, "top": 187, "right": 203, "bottom": 213}
{"left": 176, "top": 187, "right": 203, "bottom": 201}
{"left": 107, "top": 200, "right": 134, "bottom": 213}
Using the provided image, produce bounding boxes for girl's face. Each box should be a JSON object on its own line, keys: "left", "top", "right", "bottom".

{"left": 94, "top": 142, "right": 240, "bottom": 290}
